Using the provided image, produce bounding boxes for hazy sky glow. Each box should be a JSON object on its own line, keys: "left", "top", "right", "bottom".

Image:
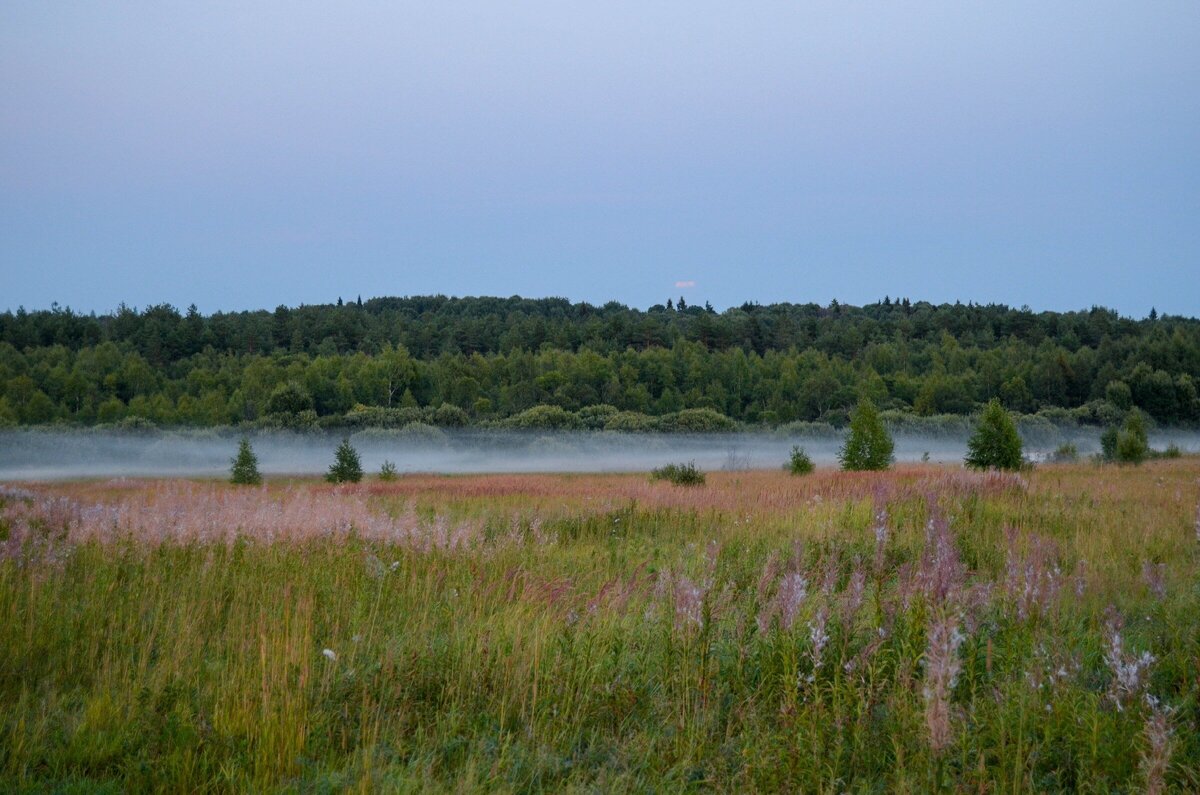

{"left": 2, "top": 2, "right": 1198, "bottom": 315}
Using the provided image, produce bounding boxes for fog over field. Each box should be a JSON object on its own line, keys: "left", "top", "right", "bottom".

{"left": 1, "top": 427, "right": 1197, "bottom": 481}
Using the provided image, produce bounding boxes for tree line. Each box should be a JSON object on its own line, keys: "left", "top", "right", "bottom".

{"left": 1, "top": 296, "right": 1197, "bottom": 428}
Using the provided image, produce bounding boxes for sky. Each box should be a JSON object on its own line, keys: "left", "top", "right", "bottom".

{"left": 2, "top": 2, "right": 1198, "bottom": 317}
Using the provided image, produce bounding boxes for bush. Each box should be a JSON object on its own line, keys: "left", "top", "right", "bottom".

{"left": 315, "top": 413, "right": 351, "bottom": 430}
{"left": 352, "top": 423, "right": 450, "bottom": 446}
{"left": 1115, "top": 431, "right": 1149, "bottom": 464}
{"left": 650, "top": 462, "right": 705, "bottom": 486}
{"left": 1049, "top": 442, "right": 1079, "bottom": 463}
{"left": 326, "top": 438, "right": 363, "bottom": 483}
{"left": 839, "top": 398, "right": 893, "bottom": 471}
{"left": 257, "top": 409, "right": 319, "bottom": 431}
{"left": 658, "top": 408, "right": 737, "bottom": 433}
{"left": 964, "top": 399, "right": 1023, "bottom": 471}
{"left": 1100, "top": 426, "right": 1119, "bottom": 461}
{"left": 1071, "top": 399, "right": 1124, "bottom": 428}
{"left": 577, "top": 404, "right": 619, "bottom": 430}
{"left": 431, "top": 404, "right": 469, "bottom": 428}
{"left": 787, "top": 445, "right": 814, "bottom": 475}
{"left": 343, "top": 406, "right": 421, "bottom": 429}
{"left": 1154, "top": 443, "right": 1183, "bottom": 459}
{"left": 114, "top": 416, "right": 157, "bottom": 432}
{"left": 1112, "top": 411, "right": 1150, "bottom": 465}
{"left": 603, "top": 411, "right": 660, "bottom": 433}
{"left": 774, "top": 421, "right": 838, "bottom": 438}
{"left": 229, "top": 437, "right": 262, "bottom": 485}
{"left": 878, "top": 411, "right": 972, "bottom": 438}
{"left": 504, "top": 405, "right": 583, "bottom": 430}
{"left": 379, "top": 460, "right": 398, "bottom": 481}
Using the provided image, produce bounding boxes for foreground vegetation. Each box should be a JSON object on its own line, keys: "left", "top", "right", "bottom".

{"left": 1, "top": 461, "right": 1198, "bottom": 791}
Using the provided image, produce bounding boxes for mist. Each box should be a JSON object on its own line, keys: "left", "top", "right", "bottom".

{"left": 1, "top": 427, "right": 1197, "bottom": 482}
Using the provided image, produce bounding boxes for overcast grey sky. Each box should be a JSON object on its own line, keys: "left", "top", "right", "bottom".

{"left": 2, "top": 2, "right": 1198, "bottom": 316}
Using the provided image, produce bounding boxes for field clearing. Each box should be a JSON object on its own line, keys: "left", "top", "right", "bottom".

{"left": 1, "top": 461, "right": 1198, "bottom": 792}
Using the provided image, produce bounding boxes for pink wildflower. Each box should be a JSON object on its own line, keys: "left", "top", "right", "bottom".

{"left": 922, "top": 612, "right": 966, "bottom": 754}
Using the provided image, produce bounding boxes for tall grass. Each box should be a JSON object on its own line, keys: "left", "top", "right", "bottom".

{"left": 0, "top": 462, "right": 1198, "bottom": 791}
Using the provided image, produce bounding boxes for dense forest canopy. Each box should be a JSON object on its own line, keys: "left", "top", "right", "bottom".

{"left": 1, "top": 296, "right": 1197, "bottom": 429}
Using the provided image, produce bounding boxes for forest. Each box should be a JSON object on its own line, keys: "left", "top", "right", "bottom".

{"left": 1, "top": 296, "right": 1197, "bottom": 429}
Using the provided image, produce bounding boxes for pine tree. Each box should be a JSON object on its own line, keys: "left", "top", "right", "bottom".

{"left": 964, "top": 399, "right": 1023, "bottom": 470}
{"left": 839, "top": 398, "right": 894, "bottom": 471}
{"left": 326, "top": 438, "right": 363, "bottom": 483}
{"left": 229, "top": 437, "right": 262, "bottom": 485}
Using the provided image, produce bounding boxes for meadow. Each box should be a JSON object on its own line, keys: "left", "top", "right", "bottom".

{"left": 1, "top": 462, "right": 1198, "bottom": 792}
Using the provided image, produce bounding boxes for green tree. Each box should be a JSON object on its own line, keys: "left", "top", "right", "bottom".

{"left": 839, "top": 398, "right": 894, "bottom": 471}
{"left": 1100, "top": 425, "right": 1119, "bottom": 461}
{"left": 229, "top": 437, "right": 262, "bottom": 485}
{"left": 326, "top": 438, "right": 363, "bottom": 483}
{"left": 964, "top": 399, "right": 1023, "bottom": 470}
{"left": 787, "top": 445, "right": 814, "bottom": 475}
{"left": 1114, "top": 410, "right": 1150, "bottom": 465}
{"left": 1104, "top": 380, "right": 1132, "bottom": 410}
{"left": 266, "top": 380, "right": 314, "bottom": 415}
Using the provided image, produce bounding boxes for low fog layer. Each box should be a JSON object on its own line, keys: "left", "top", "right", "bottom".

{"left": 1, "top": 427, "right": 1197, "bottom": 482}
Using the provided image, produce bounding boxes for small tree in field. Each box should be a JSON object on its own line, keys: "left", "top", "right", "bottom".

{"left": 230, "top": 437, "right": 262, "bottom": 485}
{"left": 787, "top": 445, "right": 814, "bottom": 475}
{"left": 964, "top": 399, "right": 1023, "bottom": 470}
{"left": 1100, "top": 411, "right": 1151, "bottom": 465}
{"left": 839, "top": 398, "right": 894, "bottom": 471}
{"left": 1114, "top": 410, "right": 1150, "bottom": 465}
{"left": 379, "top": 460, "right": 398, "bottom": 481}
{"left": 326, "top": 438, "right": 363, "bottom": 483}
{"left": 1100, "top": 425, "right": 1119, "bottom": 461}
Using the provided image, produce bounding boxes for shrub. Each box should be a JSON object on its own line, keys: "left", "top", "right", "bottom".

{"left": 257, "top": 409, "right": 319, "bottom": 431}
{"left": 1050, "top": 442, "right": 1079, "bottom": 463}
{"left": 343, "top": 406, "right": 419, "bottom": 429}
{"left": 964, "top": 399, "right": 1023, "bottom": 471}
{"left": 604, "top": 411, "right": 660, "bottom": 432}
{"left": 577, "top": 404, "right": 619, "bottom": 430}
{"left": 839, "top": 398, "right": 893, "bottom": 471}
{"left": 378, "top": 460, "right": 398, "bottom": 481}
{"left": 229, "top": 437, "right": 262, "bottom": 485}
{"left": 326, "top": 438, "right": 363, "bottom": 483}
{"left": 650, "top": 462, "right": 706, "bottom": 486}
{"left": 114, "top": 416, "right": 157, "bottom": 432}
{"left": 351, "top": 424, "right": 449, "bottom": 450}
{"left": 787, "top": 445, "right": 814, "bottom": 475}
{"left": 774, "top": 421, "right": 838, "bottom": 438}
{"left": 1072, "top": 399, "right": 1124, "bottom": 428}
{"left": 431, "top": 404, "right": 469, "bottom": 427}
{"left": 504, "top": 405, "right": 583, "bottom": 431}
{"left": 878, "top": 411, "right": 971, "bottom": 438}
{"left": 659, "top": 408, "right": 737, "bottom": 433}
{"left": 395, "top": 422, "right": 449, "bottom": 445}
{"left": 315, "top": 413, "right": 351, "bottom": 430}
{"left": 1100, "top": 426, "right": 1119, "bottom": 461}
{"left": 1154, "top": 443, "right": 1182, "bottom": 459}
{"left": 1113, "top": 411, "right": 1150, "bottom": 465}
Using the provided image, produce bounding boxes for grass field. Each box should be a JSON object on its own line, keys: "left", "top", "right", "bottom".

{"left": 1, "top": 461, "right": 1198, "bottom": 792}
